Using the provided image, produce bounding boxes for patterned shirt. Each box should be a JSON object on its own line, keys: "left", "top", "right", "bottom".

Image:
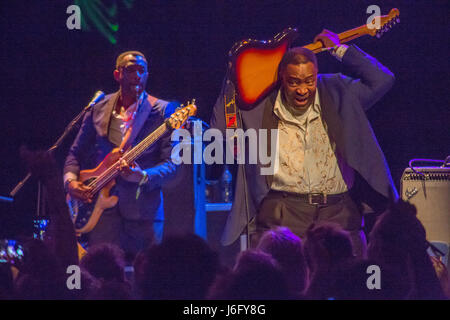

{"left": 271, "top": 88, "right": 354, "bottom": 194}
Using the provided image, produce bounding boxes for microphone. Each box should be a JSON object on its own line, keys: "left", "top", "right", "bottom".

{"left": 86, "top": 90, "right": 105, "bottom": 109}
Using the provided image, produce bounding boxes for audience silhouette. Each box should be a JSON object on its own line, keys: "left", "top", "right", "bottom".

{"left": 80, "top": 243, "right": 132, "bottom": 299}
{"left": 134, "top": 233, "right": 221, "bottom": 300}
{"left": 367, "top": 196, "right": 446, "bottom": 299}
{"left": 256, "top": 226, "right": 307, "bottom": 298}
{"left": 208, "top": 249, "right": 291, "bottom": 300}
{"left": 302, "top": 222, "right": 355, "bottom": 299}
{"left": 1, "top": 151, "right": 448, "bottom": 300}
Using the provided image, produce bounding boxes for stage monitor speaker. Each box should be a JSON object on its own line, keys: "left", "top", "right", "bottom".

{"left": 401, "top": 166, "right": 450, "bottom": 267}
{"left": 163, "top": 163, "right": 195, "bottom": 238}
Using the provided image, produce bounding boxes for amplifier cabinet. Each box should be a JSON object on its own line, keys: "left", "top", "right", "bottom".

{"left": 401, "top": 167, "right": 450, "bottom": 265}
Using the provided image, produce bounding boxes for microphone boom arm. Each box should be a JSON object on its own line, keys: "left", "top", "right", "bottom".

{"left": 9, "top": 91, "right": 104, "bottom": 197}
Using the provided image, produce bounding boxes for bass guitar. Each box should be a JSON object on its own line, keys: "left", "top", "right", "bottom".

{"left": 67, "top": 101, "right": 197, "bottom": 235}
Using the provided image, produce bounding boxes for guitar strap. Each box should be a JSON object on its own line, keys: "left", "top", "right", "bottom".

{"left": 223, "top": 70, "right": 238, "bottom": 130}
{"left": 222, "top": 70, "right": 252, "bottom": 250}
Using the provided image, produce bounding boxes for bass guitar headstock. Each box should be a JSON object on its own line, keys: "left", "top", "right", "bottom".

{"left": 167, "top": 99, "right": 198, "bottom": 130}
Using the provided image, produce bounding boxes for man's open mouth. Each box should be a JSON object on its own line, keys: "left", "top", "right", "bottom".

{"left": 296, "top": 96, "right": 308, "bottom": 103}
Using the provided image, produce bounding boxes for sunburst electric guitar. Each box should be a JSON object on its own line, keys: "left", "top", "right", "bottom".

{"left": 229, "top": 8, "right": 400, "bottom": 109}
{"left": 67, "top": 101, "right": 197, "bottom": 235}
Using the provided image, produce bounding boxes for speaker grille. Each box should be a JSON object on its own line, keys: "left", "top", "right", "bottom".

{"left": 401, "top": 167, "right": 450, "bottom": 244}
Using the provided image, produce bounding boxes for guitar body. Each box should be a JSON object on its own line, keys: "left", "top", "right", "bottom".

{"left": 67, "top": 149, "right": 122, "bottom": 235}
{"left": 229, "top": 27, "right": 299, "bottom": 109}
{"left": 69, "top": 180, "right": 118, "bottom": 234}
{"left": 68, "top": 180, "right": 118, "bottom": 259}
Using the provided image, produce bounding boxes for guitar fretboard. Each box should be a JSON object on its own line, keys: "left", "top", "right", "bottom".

{"left": 88, "top": 122, "right": 169, "bottom": 195}
{"left": 303, "top": 24, "right": 370, "bottom": 53}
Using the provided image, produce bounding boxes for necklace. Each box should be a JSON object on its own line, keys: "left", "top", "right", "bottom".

{"left": 114, "top": 91, "right": 144, "bottom": 135}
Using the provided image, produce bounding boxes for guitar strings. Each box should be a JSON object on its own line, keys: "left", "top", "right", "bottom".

{"left": 89, "top": 124, "right": 167, "bottom": 194}
{"left": 73, "top": 106, "right": 192, "bottom": 213}
{"left": 87, "top": 122, "right": 169, "bottom": 195}
{"left": 84, "top": 105, "right": 191, "bottom": 196}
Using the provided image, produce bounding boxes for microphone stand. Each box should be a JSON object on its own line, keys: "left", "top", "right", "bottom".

{"left": 0, "top": 195, "right": 14, "bottom": 203}
{"left": 9, "top": 97, "right": 100, "bottom": 216}
{"left": 237, "top": 107, "right": 252, "bottom": 250}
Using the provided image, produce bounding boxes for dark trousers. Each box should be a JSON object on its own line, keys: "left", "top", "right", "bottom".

{"left": 253, "top": 191, "right": 366, "bottom": 258}
{"left": 88, "top": 206, "right": 158, "bottom": 262}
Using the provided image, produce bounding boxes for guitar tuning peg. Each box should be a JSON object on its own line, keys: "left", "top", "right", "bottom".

{"left": 192, "top": 98, "right": 196, "bottom": 104}
{"left": 396, "top": 17, "right": 400, "bottom": 23}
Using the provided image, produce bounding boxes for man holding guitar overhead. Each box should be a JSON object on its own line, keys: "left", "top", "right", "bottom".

{"left": 64, "top": 51, "right": 178, "bottom": 260}
{"left": 211, "top": 26, "right": 398, "bottom": 258}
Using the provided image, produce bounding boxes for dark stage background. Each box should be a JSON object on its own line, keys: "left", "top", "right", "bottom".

{"left": 0, "top": 1, "right": 448, "bottom": 244}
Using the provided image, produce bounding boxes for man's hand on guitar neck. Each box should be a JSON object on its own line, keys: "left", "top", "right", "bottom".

{"left": 67, "top": 180, "right": 93, "bottom": 203}
{"left": 314, "top": 29, "right": 341, "bottom": 50}
{"left": 314, "top": 29, "right": 348, "bottom": 61}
